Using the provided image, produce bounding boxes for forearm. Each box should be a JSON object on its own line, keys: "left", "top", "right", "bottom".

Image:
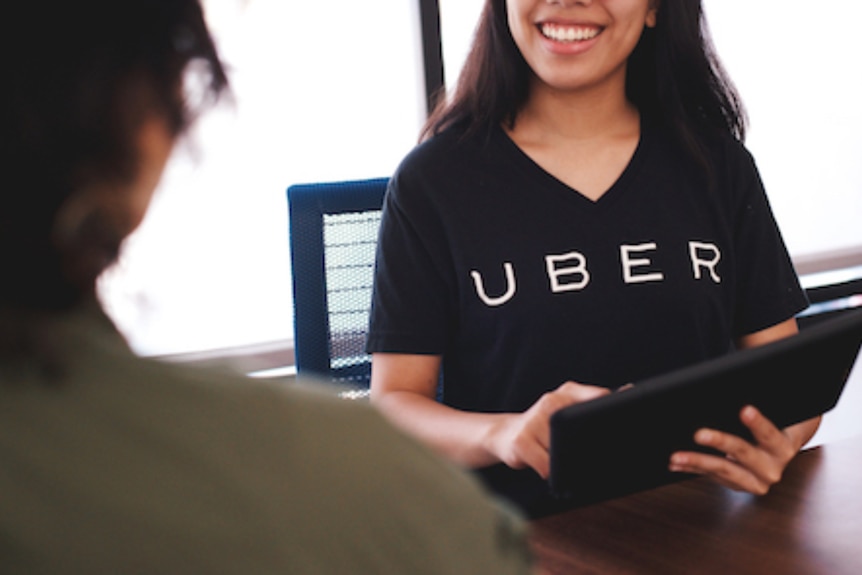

{"left": 374, "top": 390, "right": 507, "bottom": 469}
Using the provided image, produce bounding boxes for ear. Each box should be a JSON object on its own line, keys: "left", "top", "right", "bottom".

{"left": 646, "top": 0, "right": 659, "bottom": 28}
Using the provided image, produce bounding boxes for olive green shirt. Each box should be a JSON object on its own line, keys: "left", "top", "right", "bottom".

{"left": 0, "top": 305, "right": 532, "bottom": 574}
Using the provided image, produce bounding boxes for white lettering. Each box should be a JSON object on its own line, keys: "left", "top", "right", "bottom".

{"left": 471, "top": 263, "right": 517, "bottom": 307}
{"left": 620, "top": 243, "right": 664, "bottom": 284}
{"left": 689, "top": 241, "right": 721, "bottom": 283}
{"left": 546, "top": 251, "right": 590, "bottom": 292}
{"left": 471, "top": 240, "right": 721, "bottom": 306}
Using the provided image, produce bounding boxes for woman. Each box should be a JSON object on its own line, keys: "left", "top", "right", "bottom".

{"left": 0, "top": 1, "right": 534, "bottom": 572}
{"left": 367, "top": 0, "right": 817, "bottom": 518}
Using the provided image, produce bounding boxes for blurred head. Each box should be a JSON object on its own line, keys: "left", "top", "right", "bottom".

{"left": 2, "top": 0, "right": 228, "bottom": 312}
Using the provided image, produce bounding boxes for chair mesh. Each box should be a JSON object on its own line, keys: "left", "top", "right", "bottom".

{"left": 322, "top": 210, "right": 382, "bottom": 384}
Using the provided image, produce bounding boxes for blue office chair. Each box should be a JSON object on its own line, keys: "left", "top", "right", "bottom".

{"left": 287, "top": 178, "right": 389, "bottom": 393}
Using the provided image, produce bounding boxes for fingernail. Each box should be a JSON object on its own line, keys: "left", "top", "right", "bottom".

{"left": 696, "top": 430, "right": 713, "bottom": 443}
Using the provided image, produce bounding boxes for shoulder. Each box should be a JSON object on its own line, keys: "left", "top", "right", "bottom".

{"left": 386, "top": 125, "right": 504, "bottom": 224}
{"left": 3, "top": 306, "right": 532, "bottom": 573}
{"left": 647, "top": 118, "right": 755, "bottom": 168}
{"left": 398, "top": 124, "right": 474, "bottom": 169}
{"left": 392, "top": 125, "right": 495, "bottom": 191}
{"left": 706, "top": 134, "right": 768, "bottom": 211}
{"left": 647, "top": 120, "right": 764, "bottom": 201}
{"left": 179, "top": 373, "right": 535, "bottom": 573}
{"left": 703, "top": 130, "right": 759, "bottom": 174}
{"left": 65, "top": 315, "right": 533, "bottom": 572}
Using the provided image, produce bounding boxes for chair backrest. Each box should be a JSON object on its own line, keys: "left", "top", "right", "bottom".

{"left": 287, "top": 178, "right": 389, "bottom": 390}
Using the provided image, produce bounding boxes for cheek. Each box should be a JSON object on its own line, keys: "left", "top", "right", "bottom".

{"left": 126, "top": 120, "right": 175, "bottom": 231}
{"left": 507, "top": 15, "right": 523, "bottom": 51}
{"left": 506, "top": 2, "right": 533, "bottom": 52}
{"left": 508, "top": 18, "right": 542, "bottom": 78}
{"left": 125, "top": 182, "right": 157, "bottom": 233}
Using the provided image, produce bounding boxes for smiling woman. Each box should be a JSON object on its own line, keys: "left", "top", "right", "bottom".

{"left": 366, "top": 0, "right": 829, "bottom": 520}
{"left": 98, "top": 0, "right": 428, "bottom": 359}
{"left": 100, "top": 0, "right": 861, "bottom": 364}
{"left": 440, "top": 0, "right": 862, "bottom": 271}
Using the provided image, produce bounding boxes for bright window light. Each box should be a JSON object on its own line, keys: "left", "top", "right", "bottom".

{"left": 99, "top": 0, "right": 426, "bottom": 357}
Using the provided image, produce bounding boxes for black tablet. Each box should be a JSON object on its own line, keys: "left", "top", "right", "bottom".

{"left": 548, "top": 309, "right": 862, "bottom": 507}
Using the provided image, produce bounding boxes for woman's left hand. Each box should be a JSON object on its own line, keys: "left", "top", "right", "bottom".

{"left": 668, "top": 406, "right": 819, "bottom": 495}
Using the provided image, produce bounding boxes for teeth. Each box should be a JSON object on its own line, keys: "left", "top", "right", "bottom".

{"left": 541, "top": 23, "right": 600, "bottom": 42}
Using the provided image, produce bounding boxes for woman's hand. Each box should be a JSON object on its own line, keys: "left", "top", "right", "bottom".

{"left": 371, "top": 354, "right": 610, "bottom": 472}
{"left": 484, "top": 381, "right": 610, "bottom": 479}
{"left": 668, "top": 406, "right": 821, "bottom": 495}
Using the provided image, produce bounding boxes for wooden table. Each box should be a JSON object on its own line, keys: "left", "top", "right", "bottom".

{"left": 530, "top": 433, "right": 862, "bottom": 574}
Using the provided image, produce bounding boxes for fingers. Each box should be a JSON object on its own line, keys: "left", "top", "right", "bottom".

{"left": 532, "top": 382, "right": 610, "bottom": 449}
{"left": 491, "top": 405, "right": 553, "bottom": 478}
{"left": 669, "top": 406, "right": 796, "bottom": 495}
{"left": 525, "top": 391, "right": 574, "bottom": 452}
{"left": 493, "top": 383, "right": 610, "bottom": 479}
{"left": 500, "top": 429, "right": 544, "bottom": 476}
{"left": 669, "top": 432, "right": 774, "bottom": 495}
{"left": 669, "top": 450, "right": 772, "bottom": 495}
{"left": 511, "top": 433, "right": 551, "bottom": 479}
{"left": 556, "top": 380, "right": 612, "bottom": 403}
{"left": 740, "top": 406, "right": 795, "bottom": 462}
{"left": 530, "top": 382, "right": 609, "bottom": 447}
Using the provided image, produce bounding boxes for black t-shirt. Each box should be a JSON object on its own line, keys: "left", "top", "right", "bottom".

{"left": 367, "top": 120, "right": 808, "bottom": 517}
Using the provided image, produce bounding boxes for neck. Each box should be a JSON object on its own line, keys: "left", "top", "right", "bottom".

{"left": 511, "top": 74, "right": 638, "bottom": 142}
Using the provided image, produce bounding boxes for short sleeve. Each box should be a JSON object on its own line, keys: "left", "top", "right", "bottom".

{"left": 729, "top": 147, "right": 809, "bottom": 335}
{"left": 366, "top": 162, "right": 456, "bottom": 354}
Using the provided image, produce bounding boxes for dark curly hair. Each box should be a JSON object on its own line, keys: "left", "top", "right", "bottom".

{"left": 2, "top": 0, "right": 228, "bottom": 313}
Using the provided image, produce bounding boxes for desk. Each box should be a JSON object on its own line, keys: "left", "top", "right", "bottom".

{"left": 530, "top": 433, "right": 862, "bottom": 574}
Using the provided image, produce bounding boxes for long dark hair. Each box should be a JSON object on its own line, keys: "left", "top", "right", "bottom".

{"left": 423, "top": 0, "right": 746, "bottom": 164}
{"left": 2, "top": 0, "right": 228, "bottom": 314}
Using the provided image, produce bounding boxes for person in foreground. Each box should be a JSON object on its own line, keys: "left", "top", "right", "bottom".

{"left": 367, "top": 0, "right": 819, "bottom": 518}
{"left": 0, "top": 1, "right": 534, "bottom": 573}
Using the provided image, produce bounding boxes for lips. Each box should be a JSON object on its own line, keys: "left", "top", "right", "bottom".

{"left": 539, "top": 22, "right": 602, "bottom": 43}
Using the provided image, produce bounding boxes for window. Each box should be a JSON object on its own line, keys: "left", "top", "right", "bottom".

{"left": 703, "top": 1, "right": 862, "bottom": 272}
{"left": 99, "top": 0, "right": 426, "bottom": 358}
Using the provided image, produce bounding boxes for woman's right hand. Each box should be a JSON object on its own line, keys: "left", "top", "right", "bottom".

{"left": 483, "top": 382, "right": 610, "bottom": 479}
{"left": 371, "top": 354, "right": 609, "bottom": 474}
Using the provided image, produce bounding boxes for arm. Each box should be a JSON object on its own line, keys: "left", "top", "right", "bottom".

{"left": 370, "top": 352, "right": 609, "bottom": 478}
{"left": 669, "top": 318, "right": 822, "bottom": 494}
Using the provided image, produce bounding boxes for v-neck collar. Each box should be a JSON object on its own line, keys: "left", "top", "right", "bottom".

{"left": 492, "top": 119, "right": 651, "bottom": 212}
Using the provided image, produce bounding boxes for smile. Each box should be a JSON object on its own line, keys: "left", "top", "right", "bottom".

{"left": 540, "top": 23, "right": 601, "bottom": 43}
